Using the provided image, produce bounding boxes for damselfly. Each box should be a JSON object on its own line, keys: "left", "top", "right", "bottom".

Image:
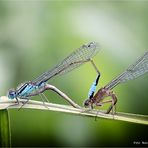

{"left": 84, "top": 51, "right": 148, "bottom": 113}
{"left": 8, "top": 42, "right": 100, "bottom": 108}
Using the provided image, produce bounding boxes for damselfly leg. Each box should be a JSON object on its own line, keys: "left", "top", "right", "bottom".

{"left": 7, "top": 97, "right": 20, "bottom": 109}
{"left": 18, "top": 98, "right": 29, "bottom": 110}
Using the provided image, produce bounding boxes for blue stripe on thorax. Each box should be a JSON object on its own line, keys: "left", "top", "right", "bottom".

{"left": 17, "top": 82, "right": 45, "bottom": 97}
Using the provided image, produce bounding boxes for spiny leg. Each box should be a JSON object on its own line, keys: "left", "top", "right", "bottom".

{"left": 18, "top": 98, "right": 30, "bottom": 110}
{"left": 111, "top": 99, "right": 117, "bottom": 116}
{"left": 106, "top": 93, "right": 117, "bottom": 114}
{"left": 39, "top": 93, "right": 50, "bottom": 109}
{"left": 95, "top": 99, "right": 113, "bottom": 120}
{"left": 18, "top": 95, "right": 50, "bottom": 110}
{"left": 42, "top": 92, "right": 50, "bottom": 103}
{"left": 96, "top": 98, "right": 116, "bottom": 114}
{"left": 28, "top": 86, "right": 50, "bottom": 109}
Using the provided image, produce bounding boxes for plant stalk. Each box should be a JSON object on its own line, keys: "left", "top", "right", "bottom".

{"left": 0, "top": 96, "right": 148, "bottom": 125}
{"left": 0, "top": 109, "right": 11, "bottom": 147}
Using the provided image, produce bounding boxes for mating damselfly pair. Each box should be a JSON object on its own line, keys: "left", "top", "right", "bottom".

{"left": 7, "top": 42, "right": 148, "bottom": 113}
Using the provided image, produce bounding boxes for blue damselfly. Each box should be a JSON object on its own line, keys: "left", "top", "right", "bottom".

{"left": 8, "top": 42, "right": 100, "bottom": 108}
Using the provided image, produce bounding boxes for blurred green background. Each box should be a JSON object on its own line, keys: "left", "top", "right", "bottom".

{"left": 0, "top": 0, "right": 148, "bottom": 147}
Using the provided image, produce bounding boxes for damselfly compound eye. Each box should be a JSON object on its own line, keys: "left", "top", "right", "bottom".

{"left": 8, "top": 89, "right": 17, "bottom": 99}
{"left": 84, "top": 99, "right": 90, "bottom": 107}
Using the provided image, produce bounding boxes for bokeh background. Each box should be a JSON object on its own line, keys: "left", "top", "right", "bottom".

{"left": 0, "top": 0, "right": 148, "bottom": 147}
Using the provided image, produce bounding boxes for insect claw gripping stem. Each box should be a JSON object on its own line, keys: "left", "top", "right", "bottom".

{"left": 7, "top": 97, "right": 20, "bottom": 109}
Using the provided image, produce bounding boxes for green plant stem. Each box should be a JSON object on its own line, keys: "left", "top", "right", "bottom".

{"left": 0, "top": 109, "right": 11, "bottom": 147}
{"left": 0, "top": 96, "right": 148, "bottom": 125}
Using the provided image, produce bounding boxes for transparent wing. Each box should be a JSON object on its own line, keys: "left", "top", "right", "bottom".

{"left": 105, "top": 51, "right": 148, "bottom": 90}
{"left": 33, "top": 42, "right": 100, "bottom": 85}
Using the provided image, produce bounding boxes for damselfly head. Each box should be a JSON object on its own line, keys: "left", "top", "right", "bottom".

{"left": 83, "top": 99, "right": 91, "bottom": 108}
{"left": 7, "top": 89, "right": 17, "bottom": 99}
